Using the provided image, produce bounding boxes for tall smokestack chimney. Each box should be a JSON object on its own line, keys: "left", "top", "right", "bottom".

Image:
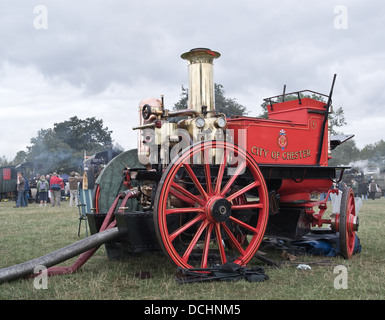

{"left": 181, "top": 48, "right": 220, "bottom": 116}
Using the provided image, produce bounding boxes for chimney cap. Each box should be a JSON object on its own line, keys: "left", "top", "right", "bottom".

{"left": 181, "top": 48, "right": 220, "bottom": 60}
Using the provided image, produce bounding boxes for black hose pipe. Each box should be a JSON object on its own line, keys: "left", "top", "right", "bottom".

{"left": 0, "top": 227, "right": 127, "bottom": 284}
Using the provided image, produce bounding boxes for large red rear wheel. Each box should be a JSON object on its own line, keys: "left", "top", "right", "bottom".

{"left": 153, "top": 141, "right": 269, "bottom": 269}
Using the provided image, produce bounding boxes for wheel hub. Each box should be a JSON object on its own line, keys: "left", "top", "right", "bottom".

{"left": 206, "top": 197, "right": 232, "bottom": 222}
{"left": 331, "top": 213, "right": 359, "bottom": 232}
{"left": 349, "top": 215, "right": 359, "bottom": 232}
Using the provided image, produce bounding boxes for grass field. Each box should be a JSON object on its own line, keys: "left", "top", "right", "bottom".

{"left": 0, "top": 197, "right": 384, "bottom": 301}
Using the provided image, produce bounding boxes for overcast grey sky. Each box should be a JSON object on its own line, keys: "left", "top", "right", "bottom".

{"left": 1, "top": 0, "right": 384, "bottom": 160}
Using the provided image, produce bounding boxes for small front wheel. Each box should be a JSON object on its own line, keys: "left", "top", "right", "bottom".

{"left": 339, "top": 187, "right": 358, "bottom": 259}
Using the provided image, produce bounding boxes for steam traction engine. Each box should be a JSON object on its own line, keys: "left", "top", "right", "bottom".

{"left": 91, "top": 48, "right": 359, "bottom": 271}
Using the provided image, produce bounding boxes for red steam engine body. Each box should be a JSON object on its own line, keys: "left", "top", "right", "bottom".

{"left": 90, "top": 48, "right": 359, "bottom": 271}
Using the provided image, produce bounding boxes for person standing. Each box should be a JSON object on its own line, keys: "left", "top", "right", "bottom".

{"left": 23, "top": 175, "right": 30, "bottom": 207}
{"left": 68, "top": 171, "right": 82, "bottom": 207}
{"left": 14, "top": 172, "right": 26, "bottom": 208}
{"left": 34, "top": 174, "right": 41, "bottom": 203}
{"left": 369, "top": 179, "right": 378, "bottom": 200}
{"left": 50, "top": 172, "right": 64, "bottom": 206}
{"left": 351, "top": 179, "right": 358, "bottom": 196}
{"left": 37, "top": 175, "right": 49, "bottom": 206}
{"left": 45, "top": 174, "right": 51, "bottom": 204}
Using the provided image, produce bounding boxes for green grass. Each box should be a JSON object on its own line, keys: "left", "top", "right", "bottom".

{"left": 0, "top": 198, "right": 385, "bottom": 300}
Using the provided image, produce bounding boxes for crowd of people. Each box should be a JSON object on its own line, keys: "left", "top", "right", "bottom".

{"left": 351, "top": 178, "right": 382, "bottom": 200}
{"left": 14, "top": 171, "right": 83, "bottom": 208}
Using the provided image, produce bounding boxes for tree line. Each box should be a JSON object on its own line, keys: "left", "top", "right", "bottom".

{"left": 1, "top": 116, "right": 123, "bottom": 174}
{"left": 1, "top": 84, "right": 383, "bottom": 174}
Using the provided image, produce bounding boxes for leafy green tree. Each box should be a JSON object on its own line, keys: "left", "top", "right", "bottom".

{"left": 329, "top": 106, "right": 347, "bottom": 135}
{"left": 329, "top": 139, "right": 360, "bottom": 166}
{"left": 173, "top": 85, "right": 188, "bottom": 111}
{"left": 173, "top": 84, "right": 248, "bottom": 117}
{"left": 11, "top": 151, "right": 28, "bottom": 166}
{"left": 359, "top": 140, "right": 385, "bottom": 160}
{"left": 54, "top": 116, "right": 112, "bottom": 153}
{"left": 25, "top": 117, "right": 113, "bottom": 174}
{"left": 0, "top": 155, "right": 10, "bottom": 166}
{"left": 214, "top": 84, "right": 248, "bottom": 116}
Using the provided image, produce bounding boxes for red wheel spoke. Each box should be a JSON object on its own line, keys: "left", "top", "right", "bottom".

{"left": 214, "top": 223, "right": 227, "bottom": 264}
{"left": 169, "top": 188, "right": 196, "bottom": 205}
{"left": 171, "top": 181, "right": 204, "bottom": 206}
{"left": 165, "top": 207, "right": 205, "bottom": 215}
{"left": 201, "top": 223, "right": 214, "bottom": 268}
{"left": 220, "top": 161, "right": 246, "bottom": 197}
{"left": 169, "top": 214, "right": 205, "bottom": 242}
{"left": 348, "top": 200, "right": 355, "bottom": 216}
{"left": 204, "top": 163, "right": 213, "bottom": 196}
{"left": 214, "top": 149, "right": 228, "bottom": 195}
{"left": 231, "top": 203, "right": 264, "bottom": 210}
{"left": 221, "top": 222, "right": 245, "bottom": 256}
{"left": 183, "top": 163, "right": 208, "bottom": 201}
{"left": 227, "top": 181, "right": 260, "bottom": 202}
{"left": 203, "top": 146, "right": 213, "bottom": 195}
{"left": 182, "top": 220, "right": 210, "bottom": 262}
{"left": 228, "top": 216, "right": 258, "bottom": 234}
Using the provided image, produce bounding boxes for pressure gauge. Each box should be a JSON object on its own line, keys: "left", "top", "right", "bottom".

{"left": 215, "top": 117, "right": 227, "bottom": 128}
{"left": 195, "top": 117, "right": 205, "bottom": 129}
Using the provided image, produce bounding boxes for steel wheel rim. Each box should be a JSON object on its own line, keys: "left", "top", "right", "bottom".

{"left": 153, "top": 141, "right": 269, "bottom": 269}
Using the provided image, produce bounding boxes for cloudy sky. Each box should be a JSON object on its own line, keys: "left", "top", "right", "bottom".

{"left": 1, "top": 0, "right": 384, "bottom": 160}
